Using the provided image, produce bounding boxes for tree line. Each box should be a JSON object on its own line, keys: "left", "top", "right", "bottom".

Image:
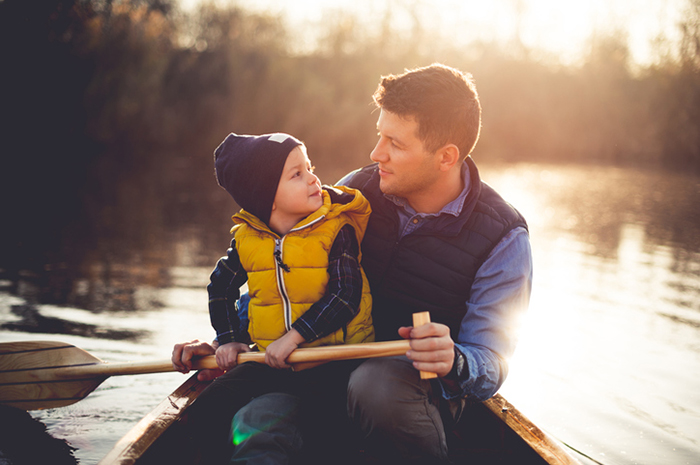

{"left": 1, "top": 0, "right": 699, "bottom": 275}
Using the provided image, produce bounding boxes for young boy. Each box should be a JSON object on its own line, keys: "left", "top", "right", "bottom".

{"left": 208, "top": 132, "right": 374, "bottom": 368}
{"left": 175, "top": 132, "right": 374, "bottom": 462}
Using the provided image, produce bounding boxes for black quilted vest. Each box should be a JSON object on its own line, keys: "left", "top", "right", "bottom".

{"left": 344, "top": 158, "right": 528, "bottom": 342}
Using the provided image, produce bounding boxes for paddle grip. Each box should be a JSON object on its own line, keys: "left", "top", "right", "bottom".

{"left": 412, "top": 312, "right": 438, "bottom": 379}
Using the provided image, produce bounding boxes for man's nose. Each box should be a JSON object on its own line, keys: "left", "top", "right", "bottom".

{"left": 370, "top": 140, "right": 386, "bottom": 162}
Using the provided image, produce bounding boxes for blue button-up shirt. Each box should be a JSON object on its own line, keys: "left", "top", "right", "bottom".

{"left": 381, "top": 163, "right": 533, "bottom": 401}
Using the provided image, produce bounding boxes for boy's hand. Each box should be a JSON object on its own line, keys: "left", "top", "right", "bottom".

{"left": 265, "top": 329, "right": 305, "bottom": 369}
{"left": 215, "top": 341, "right": 253, "bottom": 371}
{"left": 399, "top": 322, "right": 455, "bottom": 378}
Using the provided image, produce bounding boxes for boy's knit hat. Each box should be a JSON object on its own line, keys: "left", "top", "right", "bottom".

{"left": 214, "top": 133, "right": 302, "bottom": 225}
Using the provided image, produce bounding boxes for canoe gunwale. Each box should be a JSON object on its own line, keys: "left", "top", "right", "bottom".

{"left": 97, "top": 373, "right": 206, "bottom": 465}
{"left": 483, "top": 394, "right": 581, "bottom": 465}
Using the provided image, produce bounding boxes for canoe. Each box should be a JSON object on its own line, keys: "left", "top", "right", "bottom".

{"left": 99, "top": 373, "right": 582, "bottom": 465}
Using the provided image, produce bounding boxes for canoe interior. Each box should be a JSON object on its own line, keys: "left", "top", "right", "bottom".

{"left": 449, "top": 400, "right": 555, "bottom": 464}
{"left": 132, "top": 390, "right": 557, "bottom": 465}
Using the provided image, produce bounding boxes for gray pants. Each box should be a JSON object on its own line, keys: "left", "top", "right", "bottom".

{"left": 231, "top": 356, "right": 462, "bottom": 464}
{"left": 348, "top": 356, "right": 463, "bottom": 463}
{"left": 231, "top": 393, "right": 303, "bottom": 465}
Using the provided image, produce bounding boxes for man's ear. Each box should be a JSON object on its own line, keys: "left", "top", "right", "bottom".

{"left": 437, "top": 144, "right": 461, "bottom": 171}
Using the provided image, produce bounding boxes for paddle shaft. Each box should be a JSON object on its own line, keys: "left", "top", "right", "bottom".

{"left": 57, "top": 340, "right": 411, "bottom": 379}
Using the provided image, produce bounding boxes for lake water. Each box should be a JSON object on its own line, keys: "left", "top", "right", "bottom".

{"left": 1, "top": 162, "right": 699, "bottom": 465}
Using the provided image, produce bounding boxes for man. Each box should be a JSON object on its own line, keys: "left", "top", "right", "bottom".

{"left": 173, "top": 63, "right": 532, "bottom": 464}
{"left": 338, "top": 63, "right": 532, "bottom": 463}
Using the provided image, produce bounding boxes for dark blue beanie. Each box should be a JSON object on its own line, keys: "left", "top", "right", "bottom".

{"left": 214, "top": 133, "right": 302, "bottom": 225}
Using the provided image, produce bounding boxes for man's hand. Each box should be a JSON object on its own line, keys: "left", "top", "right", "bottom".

{"left": 399, "top": 322, "right": 455, "bottom": 378}
{"left": 264, "top": 329, "right": 305, "bottom": 369}
{"left": 172, "top": 339, "right": 224, "bottom": 381}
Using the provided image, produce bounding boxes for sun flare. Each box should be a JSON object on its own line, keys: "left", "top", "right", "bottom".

{"left": 190, "top": 0, "right": 686, "bottom": 66}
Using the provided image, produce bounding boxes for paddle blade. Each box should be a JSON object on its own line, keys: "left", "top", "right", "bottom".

{"left": 0, "top": 341, "right": 107, "bottom": 410}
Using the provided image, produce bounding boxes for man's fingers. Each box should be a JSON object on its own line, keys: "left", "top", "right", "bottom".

{"left": 181, "top": 345, "right": 197, "bottom": 369}
{"left": 412, "top": 359, "right": 453, "bottom": 377}
{"left": 410, "top": 322, "right": 450, "bottom": 339}
{"left": 197, "top": 368, "right": 224, "bottom": 382}
{"left": 171, "top": 346, "right": 183, "bottom": 371}
{"left": 172, "top": 341, "right": 194, "bottom": 372}
{"left": 398, "top": 326, "right": 412, "bottom": 340}
{"left": 407, "top": 322, "right": 453, "bottom": 353}
{"left": 408, "top": 346, "right": 454, "bottom": 378}
{"left": 172, "top": 340, "right": 217, "bottom": 373}
{"left": 409, "top": 336, "right": 453, "bottom": 353}
{"left": 402, "top": 322, "right": 455, "bottom": 378}
{"left": 407, "top": 346, "right": 454, "bottom": 362}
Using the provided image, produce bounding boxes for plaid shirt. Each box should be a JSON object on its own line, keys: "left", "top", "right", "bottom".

{"left": 208, "top": 224, "right": 363, "bottom": 345}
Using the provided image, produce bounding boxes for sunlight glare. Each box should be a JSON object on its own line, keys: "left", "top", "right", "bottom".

{"left": 180, "top": 0, "right": 686, "bottom": 66}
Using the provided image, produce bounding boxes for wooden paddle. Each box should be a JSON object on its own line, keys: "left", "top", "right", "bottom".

{"left": 412, "top": 312, "right": 438, "bottom": 379}
{"left": 0, "top": 339, "right": 410, "bottom": 411}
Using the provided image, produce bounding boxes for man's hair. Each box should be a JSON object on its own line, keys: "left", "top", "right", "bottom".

{"left": 373, "top": 63, "right": 482, "bottom": 158}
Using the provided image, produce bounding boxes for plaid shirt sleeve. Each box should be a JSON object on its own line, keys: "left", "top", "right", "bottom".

{"left": 208, "top": 238, "right": 249, "bottom": 345}
{"left": 292, "top": 224, "right": 364, "bottom": 342}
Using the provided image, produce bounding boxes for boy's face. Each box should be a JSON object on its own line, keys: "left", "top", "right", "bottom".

{"left": 271, "top": 145, "right": 323, "bottom": 226}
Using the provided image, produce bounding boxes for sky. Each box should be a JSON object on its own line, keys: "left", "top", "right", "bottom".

{"left": 180, "top": 0, "right": 688, "bottom": 65}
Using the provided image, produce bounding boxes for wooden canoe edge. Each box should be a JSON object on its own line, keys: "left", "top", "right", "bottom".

{"left": 98, "top": 374, "right": 207, "bottom": 465}
{"left": 483, "top": 394, "right": 582, "bottom": 465}
{"left": 98, "top": 375, "right": 581, "bottom": 465}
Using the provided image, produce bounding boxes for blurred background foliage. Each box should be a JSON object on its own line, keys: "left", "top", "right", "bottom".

{"left": 1, "top": 0, "right": 699, "bottom": 279}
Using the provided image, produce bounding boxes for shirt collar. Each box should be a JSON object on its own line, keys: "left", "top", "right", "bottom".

{"left": 385, "top": 161, "right": 471, "bottom": 218}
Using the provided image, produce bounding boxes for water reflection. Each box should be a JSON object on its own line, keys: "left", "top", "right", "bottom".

{"left": 479, "top": 163, "right": 700, "bottom": 465}
{"left": 488, "top": 163, "right": 700, "bottom": 254}
{"left": 2, "top": 304, "right": 148, "bottom": 340}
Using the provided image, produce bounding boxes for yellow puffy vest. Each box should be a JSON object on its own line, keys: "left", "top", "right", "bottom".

{"left": 231, "top": 185, "right": 374, "bottom": 350}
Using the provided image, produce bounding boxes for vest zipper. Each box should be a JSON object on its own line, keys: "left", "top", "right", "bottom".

{"left": 274, "top": 237, "right": 293, "bottom": 332}
{"left": 271, "top": 215, "right": 326, "bottom": 333}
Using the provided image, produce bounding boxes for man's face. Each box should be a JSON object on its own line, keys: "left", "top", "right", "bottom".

{"left": 370, "top": 109, "right": 440, "bottom": 206}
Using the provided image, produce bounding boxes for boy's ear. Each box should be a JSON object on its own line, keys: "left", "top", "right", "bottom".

{"left": 437, "top": 144, "right": 461, "bottom": 171}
